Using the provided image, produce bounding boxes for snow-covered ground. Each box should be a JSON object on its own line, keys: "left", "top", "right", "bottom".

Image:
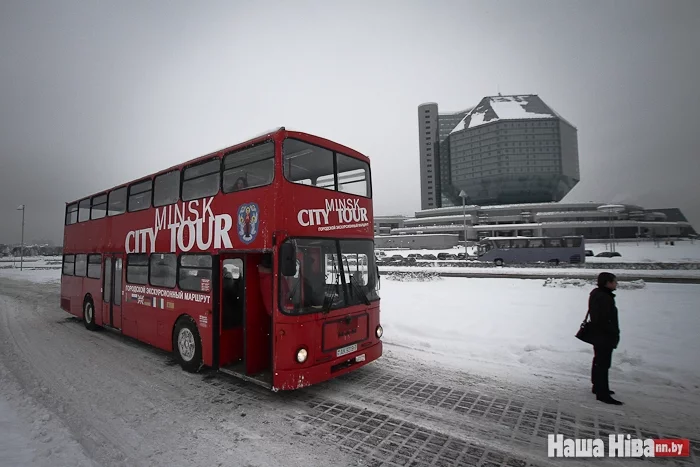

{"left": 2, "top": 263, "right": 699, "bottom": 465}
{"left": 584, "top": 240, "right": 700, "bottom": 263}
{"left": 0, "top": 374, "right": 95, "bottom": 467}
{"left": 377, "top": 239, "right": 700, "bottom": 264}
{"left": 381, "top": 276, "right": 700, "bottom": 393}
{"left": 2, "top": 267, "right": 699, "bottom": 395}
{"left": 0, "top": 256, "right": 62, "bottom": 283}
{"left": 0, "top": 267, "right": 61, "bottom": 283}
{"left": 379, "top": 264, "right": 700, "bottom": 281}
{"left": 0, "top": 255, "right": 62, "bottom": 265}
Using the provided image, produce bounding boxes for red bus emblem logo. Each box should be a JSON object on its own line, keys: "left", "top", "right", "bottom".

{"left": 237, "top": 203, "right": 259, "bottom": 244}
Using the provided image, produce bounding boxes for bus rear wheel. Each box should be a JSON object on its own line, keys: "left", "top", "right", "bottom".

{"left": 173, "top": 317, "right": 202, "bottom": 373}
{"left": 83, "top": 297, "right": 98, "bottom": 331}
{"left": 494, "top": 259, "right": 504, "bottom": 267}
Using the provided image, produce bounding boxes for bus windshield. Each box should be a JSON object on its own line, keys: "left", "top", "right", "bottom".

{"left": 279, "top": 238, "right": 379, "bottom": 314}
{"left": 477, "top": 241, "right": 493, "bottom": 255}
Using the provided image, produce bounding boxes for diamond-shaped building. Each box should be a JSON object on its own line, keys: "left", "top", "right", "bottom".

{"left": 419, "top": 95, "right": 579, "bottom": 209}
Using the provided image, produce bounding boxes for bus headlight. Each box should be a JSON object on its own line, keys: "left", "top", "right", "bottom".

{"left": 296, "top": 348, "right": 308, "bottom": 363}
{"left": 375, "top": 325, "right": 383, "bottom": 339}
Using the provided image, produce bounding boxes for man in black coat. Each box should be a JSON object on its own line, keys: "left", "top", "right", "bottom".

{"left": 589, "top": 272, "right": 623, "bottom": 405}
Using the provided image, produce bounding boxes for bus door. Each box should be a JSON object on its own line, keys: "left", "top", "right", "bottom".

{"left": 101, "top": 254, "right": 123, "bottom": 330}
{"left": 219, "top": 253, "right": 271, "bottom": 381}
{"left": 220, "top": 255, "right": 245, "bottom": 366}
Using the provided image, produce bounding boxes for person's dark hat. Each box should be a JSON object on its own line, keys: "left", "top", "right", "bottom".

{"left": 597, "top": 272, "right": 617, "bottom": 288}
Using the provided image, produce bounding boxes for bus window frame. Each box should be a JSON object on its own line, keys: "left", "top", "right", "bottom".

{"left": 221, "top": 140, "right": 276, "bottom": 193}
{"left": 65, "top": 203, "right": 79, "bottom": 225}
{"left": 108, "top": 186, "right": 128, "bottom": 217}
{"left": 282, "top": 138, "right": 372, "bottom": 199}
{"left": 62, "top": 254, "right": 75, "bottom": 275}
{"left": 527, "top": 238, "right": 545, "bottom": 248}
{"left": 153, "top": 170, "right": 181, "bottom": 208}
{"left": 512, "top": 239, "right": 528, "bottom": 248}
{"left": 545, "top": 238, "right": 563, "bottom": 248}
{"left": 90, "top": 193, "right": 108, "bottom": 220}
{"left": 126, "top": 253, "right": 150, "bottom": 285}
{"left": 127, "top": 178, "right": 153, "bottom": 213}
{"left": 87, "top": 253, "right": 102, "bottom": 279}
{"left": 177, "top": 253, "right": 213, "bottom": 293}
{"left": 78, "top": 198, "right": 91, "bottom": 223}
{"left": 181, "top": 158, "right": 221, "bottom": 202}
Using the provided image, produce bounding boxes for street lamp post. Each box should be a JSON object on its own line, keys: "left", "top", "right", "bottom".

{"left": 17, "top": 204, "right": 25, "bottom": 271}
{"left": 459, "top": 190, "right": 468, "bottom": 256}
{"left": 597, "top": 204, "right": 625, "bottom": 253}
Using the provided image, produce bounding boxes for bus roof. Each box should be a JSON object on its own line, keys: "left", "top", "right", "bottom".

{"left": 65, "top": 127, "right": 371, "bottom": 205}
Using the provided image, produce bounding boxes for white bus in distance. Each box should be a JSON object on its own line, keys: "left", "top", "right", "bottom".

{"left": 475, "top": 236, "right": 585, "bottom": 266}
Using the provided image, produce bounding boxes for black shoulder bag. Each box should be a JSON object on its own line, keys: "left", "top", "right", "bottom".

{"left": 575, "top": 310, "right": 595, "bottom": 345}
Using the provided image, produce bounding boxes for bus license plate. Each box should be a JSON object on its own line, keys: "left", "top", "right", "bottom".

{"left": 337, "top": 344, "right": 357, "bottom": 358}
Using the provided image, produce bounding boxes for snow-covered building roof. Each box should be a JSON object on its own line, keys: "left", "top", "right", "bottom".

{"left": 450, "top": 95, "right": 566, "bottom": 134}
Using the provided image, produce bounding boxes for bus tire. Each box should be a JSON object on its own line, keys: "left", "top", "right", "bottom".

{"left": 83, "top": 296, "right": 98, "bottom": 331}
{"left": 173, "top": 316, "right": 202, "bottom": 373}
{"left": 494, "top": 259, "right": 504, "bottom": 267}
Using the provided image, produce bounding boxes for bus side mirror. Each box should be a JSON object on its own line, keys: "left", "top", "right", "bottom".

{"left": 280, "top": 243, "right": 297, "bottom": 277}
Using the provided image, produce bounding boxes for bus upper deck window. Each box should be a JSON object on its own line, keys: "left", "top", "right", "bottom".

{"left": 223, "top": 142, "right": 274, "bottom": 192}
{"left": 336, "top": 153, "right": 371, "bottom": 198}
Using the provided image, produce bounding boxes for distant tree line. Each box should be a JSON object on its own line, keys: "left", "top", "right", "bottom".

{"left": 0, "top": 244, "right": 63, "bottom": 257}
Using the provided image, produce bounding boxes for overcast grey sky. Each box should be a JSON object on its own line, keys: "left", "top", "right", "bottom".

{"left": 1, "top": 0, "right": 698, "bottom": 244}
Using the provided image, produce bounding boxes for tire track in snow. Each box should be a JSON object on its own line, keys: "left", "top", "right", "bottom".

{"left": 0, "top": 279, "right": 359, "bottom": 467}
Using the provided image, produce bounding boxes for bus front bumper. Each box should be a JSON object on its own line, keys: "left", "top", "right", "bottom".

{"left": 272, "top": 340, "right": 383, "bottom": 391}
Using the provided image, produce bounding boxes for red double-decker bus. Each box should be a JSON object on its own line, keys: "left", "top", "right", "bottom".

{"left": 60, "top": 127, "right": 382, "bottom": 391}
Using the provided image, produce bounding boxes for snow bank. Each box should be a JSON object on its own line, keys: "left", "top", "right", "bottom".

{"left": 0, "top": 268, "right": 60, "bottom": 284}
{"left": 380, "top": 278, "right": 700, "bottom": 394}
{"left": 542, "top": 277, "right": 646, "bottom": 290}
{"left": 380, "top": 264, "right": 700, "bottom": 280}
{"left": 377, "top": 241, "right": 700, "bottom": 264}
{"left": 0, "top": 256, "right": 62, "bottom": 284}
{"left": 383, "top": 271, "right": 443, "bottom": 282}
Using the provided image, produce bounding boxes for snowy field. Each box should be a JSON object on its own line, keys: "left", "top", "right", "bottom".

{"left": 381, "top": 276, "right": 700, "bottom": 393}
{"left": 379, "top": 265, "right": 700, "bottom": 282}
{"left": 1, "top": 264, "right": 700, "bottom": 465}
{"left": 378, "top": 239, "right": 700, "bottom": 264}
{"left": 1, "top": 266, "right": 699, "bottom": 395}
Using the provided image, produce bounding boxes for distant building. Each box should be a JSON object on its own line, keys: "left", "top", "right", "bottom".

{"left": 393, "top": 94, "right": 695, "bottom": 245}
{"left": 372, "top": 215, "right": 406, "bottom": 236}
{"left": 418, "top": 95, "right": 579, "bottom": 210}
{"left": 376, "top": 203, "right": 695, "bottom": 242}
{"left": 374, "top": 233, "right": 458, "bottom": 250}
{"left": 647, "top": 208, "right": 697, "bottom": 236}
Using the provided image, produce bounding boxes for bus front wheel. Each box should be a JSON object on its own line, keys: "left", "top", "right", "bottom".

{"left": 173, "top": 316, "right": 202, "bottom": 373}
{"left": 83, "top": 297, "right": 98, "bottom": 331}
{"left": 494, "top": 259, "right": 504, "bottom": 267}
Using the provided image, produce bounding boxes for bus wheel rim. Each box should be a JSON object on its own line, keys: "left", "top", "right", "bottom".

{"left": 85, "top": 303, "right": 93, "bottom": 323}
{"left": 178, "top": 328, "right": 196, "bottom": 362}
